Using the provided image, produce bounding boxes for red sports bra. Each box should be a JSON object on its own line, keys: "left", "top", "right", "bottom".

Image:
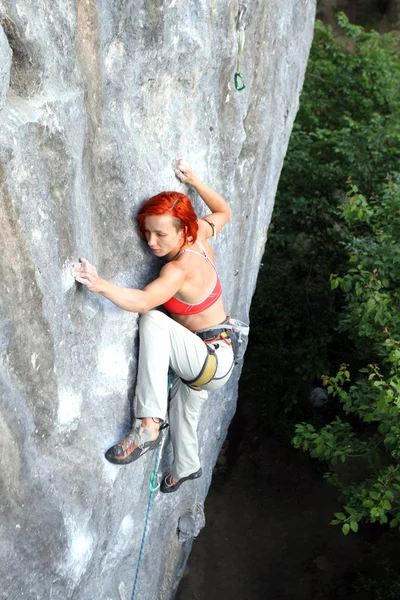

{"left": 163, "top": 242, "right": 222, "bottom": 315}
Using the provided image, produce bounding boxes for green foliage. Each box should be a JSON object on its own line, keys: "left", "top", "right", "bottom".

{"left": 246, "top": 16, "right": 400, "bottom": 421}
{"left": 289, "top": 14, "right": 400, "bottom": 188}
{"left": 276, "top": 14, "right": 400, "bottom": 247}
{"left": 334, "top": 180, "right": 400, "bottom": 348}
{"left": 352, "top": 553, "right": 400, "bottom": 599}
{"left": 244, "top": 14, "right": 400, "bottom": 536}
{"left": 293, "top": 180, "right": 400, "bottom": 532}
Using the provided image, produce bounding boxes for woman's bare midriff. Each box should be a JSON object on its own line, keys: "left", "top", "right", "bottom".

{"left": 170, "top": 297, "right": 227, "bottom": 332}
{"left": 167, "top": 237, "right": 227, "bottom": 331}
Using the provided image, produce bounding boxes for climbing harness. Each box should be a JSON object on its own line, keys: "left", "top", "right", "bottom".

{"left": 130, "top": 374, "right": 174, "bottom": 600}
{"left": 182, "top": 328, "right": 234, "bottom": 390}
{"left": 182, "top": 345, "right": 218, "bottom": 391}
{"left": 235, "top": 4, "right": 247, "bottom": 91}
{"left": 198, "top": 317, "right": 249, "bottom": 363}
{"left": 229, "top": 319, "right": 249, "bottom": 363}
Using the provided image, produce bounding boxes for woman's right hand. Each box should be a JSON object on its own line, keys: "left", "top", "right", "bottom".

{"left": 73, "top": 258, "right": 102, "bottom": 293}
{"left": 174, "top": 158, "right": 195, "bottom": 184}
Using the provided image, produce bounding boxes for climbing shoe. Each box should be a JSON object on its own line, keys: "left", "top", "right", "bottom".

{"left": 160, "top": 468, "right": 203, "bottom": 493}
{"left": 105, "top": 423, "right": 162, "bottom": 465}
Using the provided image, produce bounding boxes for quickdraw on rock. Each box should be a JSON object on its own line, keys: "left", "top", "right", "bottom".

{"left": 235, "top": 4, "right": 247, "bottom": 91}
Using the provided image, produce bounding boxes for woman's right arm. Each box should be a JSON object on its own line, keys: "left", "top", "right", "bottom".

{"left": 175, "top": 159, "right": 232, "bottom": 237}
{"left": 73, "top": 258, "right": 185, "bottom": 313}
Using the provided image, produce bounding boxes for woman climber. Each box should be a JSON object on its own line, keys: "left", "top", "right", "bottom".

{"left": 73, "top": 159, "right": 235, "bottom": 493}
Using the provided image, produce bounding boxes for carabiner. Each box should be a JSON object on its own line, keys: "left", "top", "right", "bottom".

{"left": 149, "top": 470, "right": 160, "bottom": 493}
{"left": 234, "top": 72, "right": 246, "bottom": 91}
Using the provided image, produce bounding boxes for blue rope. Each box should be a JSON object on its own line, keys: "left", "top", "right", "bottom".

{"left": 131, "top": 443, "right": 163, "bottom": 600}
{"left": 131, "top": 371, "right": 174, "bottom": 600}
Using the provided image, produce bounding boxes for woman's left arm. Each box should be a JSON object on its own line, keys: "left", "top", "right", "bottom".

{"left": 174, "top": 159, "right": 232, "bottom": 236}
{"left": 74, "top": 258, "right": 185, "bottom": 313}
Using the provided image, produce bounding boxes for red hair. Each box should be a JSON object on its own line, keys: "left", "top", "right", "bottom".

{"left": 137, "top": 191, "right": 198, "bottom": 247}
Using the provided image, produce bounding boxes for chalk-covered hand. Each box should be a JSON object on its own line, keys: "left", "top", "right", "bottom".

{"left": 73, "top": 258, "right": 102, "bottom": 292}
{"left": 174, "top": 158, "right": 195, "bottom": 184}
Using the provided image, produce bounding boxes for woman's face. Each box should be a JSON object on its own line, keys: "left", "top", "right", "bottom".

{"left": 144, "top": 214, "right": 184, "bottom": 258}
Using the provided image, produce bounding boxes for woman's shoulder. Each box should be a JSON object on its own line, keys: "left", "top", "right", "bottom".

{"left": 175, "top": 237, "right": 215, "bottom": 265}
{"left": 196, "top": 220, "right": 215, "bottom": 251}
{"left": 197, "top": 217, "right": 213, "bottom": 239}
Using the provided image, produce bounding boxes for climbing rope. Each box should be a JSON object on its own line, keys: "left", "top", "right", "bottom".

{"left": 235, "top": 4, "right": 247, "bottom": 91}
{"left": 130, "top": 372, "right": 174, "bottom": 600}
{"left": 131, "top": 436, "right": 165, "bottom": 600}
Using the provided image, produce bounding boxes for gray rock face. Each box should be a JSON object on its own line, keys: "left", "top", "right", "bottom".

{"left": 178, "top": 503, "right": 206, "bottom": 542}
{"left": 0, "top": 1, "right": 315, "bottom": 599}
{"left": 0, "top": 23, "right": 11, "bottom": 110}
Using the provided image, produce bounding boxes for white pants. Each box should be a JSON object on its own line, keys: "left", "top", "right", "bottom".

{"left": 135, "top": 310, "right": 234, "bottom": 479}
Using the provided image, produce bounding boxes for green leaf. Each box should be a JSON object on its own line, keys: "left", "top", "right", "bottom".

{"left": 331, "top": 278, "right": 340, "bottom": 290}
{"left": 382, "top": 499, "right": 392, "bottom": 511}
{"left": 342, "top": 523, "right": 350, "bottom": 535}
{"left": 344, "top": 506, "right": 357, "bottom": 516}
{"left": 334, "top": 512, "right": 346, "bottom": 521}
{"left": 350, "top": 521, "right": 359, "bottom": 533}
{"left": 342, "top": 279, "right": 352, "bottom": 292}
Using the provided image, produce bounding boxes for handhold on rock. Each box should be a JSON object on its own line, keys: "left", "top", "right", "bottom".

{"left": 178, "top": 503, "right": 205, "bottom": 542}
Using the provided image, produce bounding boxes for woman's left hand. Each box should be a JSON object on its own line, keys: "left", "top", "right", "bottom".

{"left": 174, "top": 158, "right": 195, "bottom": 184}
{"left": 73, "top": 258, "right": 102, "bottom": 292}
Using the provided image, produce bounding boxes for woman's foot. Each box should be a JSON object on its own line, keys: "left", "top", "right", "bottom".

{"left": 105, "top": 419, "right": 162, "bottom": 465}
{"left": 160, "top": 468, "right": 202, "bottom": 493}
{"left": 141, "top": 416, "right": 161, "bottom": 437}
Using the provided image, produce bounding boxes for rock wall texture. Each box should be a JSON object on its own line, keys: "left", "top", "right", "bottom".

{"left": 0, "top": 1, "right": 315, "bottom": 599}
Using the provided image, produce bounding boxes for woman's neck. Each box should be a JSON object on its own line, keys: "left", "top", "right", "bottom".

{"left": 166, "top": 239, "right": 196, "bottom": 263}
